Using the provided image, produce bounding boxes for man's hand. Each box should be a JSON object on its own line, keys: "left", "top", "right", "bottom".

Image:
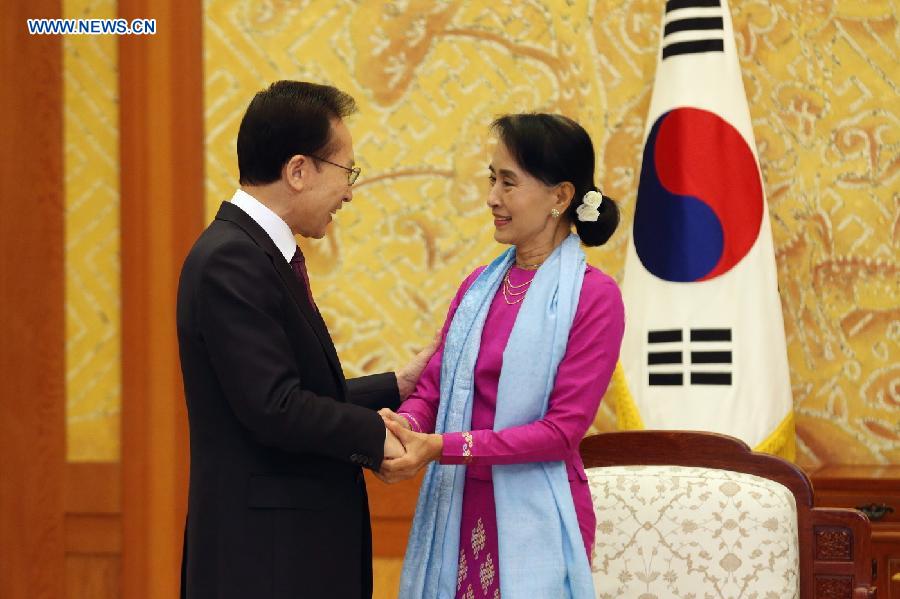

{"left": 395, "top": 331, "right": 441, "bottom": 400}
{"left": 378, "top": 419, "right": 443, "bottom": 484}
{"left": 383, "top": 426, "right": 406, "bottom": 459}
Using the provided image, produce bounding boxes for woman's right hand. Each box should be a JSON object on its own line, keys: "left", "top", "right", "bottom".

{"left": 378, "top": 408, "right": 411, "bottom": 430}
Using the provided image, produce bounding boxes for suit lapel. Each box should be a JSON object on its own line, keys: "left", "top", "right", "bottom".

{"left": 215, "top": 202, "right": 345, "bottom": 387}
{"left": 272, "top": 258, "right": 345, "bottom": 382}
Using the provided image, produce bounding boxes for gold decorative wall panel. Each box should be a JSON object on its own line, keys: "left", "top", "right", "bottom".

{"left": 203, "top": 0, "right": 899, "bottom": 466}
{"left": 64, "top": 0, "right": 120, "bottom": 461}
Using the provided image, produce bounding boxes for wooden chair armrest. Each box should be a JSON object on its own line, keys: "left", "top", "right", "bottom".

{"left": 809, "top": 507, "right": 876, "bottom": 598}
{"left": 852, "top": 585, "right": 876, "bottom": 598}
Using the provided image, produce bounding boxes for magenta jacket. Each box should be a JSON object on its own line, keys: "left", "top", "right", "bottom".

{"left": 398, "top": 264, "right": 625, "bottom": 557}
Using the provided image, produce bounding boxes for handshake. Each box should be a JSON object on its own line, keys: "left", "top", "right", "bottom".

{"left": 376, "top": 408, "right": 443, "bottom": 484}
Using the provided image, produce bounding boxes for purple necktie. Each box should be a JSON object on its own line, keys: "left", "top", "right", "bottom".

{"left": 290, "top": 246, "right": 318, "bottom": 311}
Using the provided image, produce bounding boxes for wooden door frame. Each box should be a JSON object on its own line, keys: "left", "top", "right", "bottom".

{"left": 119, "top": 1, "right": 204, "bottom": 597}
{"left": 0, "top": 2, "right": 66, "bottom": 598}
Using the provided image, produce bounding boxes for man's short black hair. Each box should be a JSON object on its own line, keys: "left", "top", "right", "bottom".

{"left": 237, "top": 80, "right": 357, "bottom": 185}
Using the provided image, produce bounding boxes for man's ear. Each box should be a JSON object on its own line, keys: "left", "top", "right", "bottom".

{"left": 283, "top": 155, "right": 307, "bottom": 192}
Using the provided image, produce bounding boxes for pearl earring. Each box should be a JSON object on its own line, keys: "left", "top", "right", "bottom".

{"left": 550, "top": 208, "right": 560, "bottom": 219}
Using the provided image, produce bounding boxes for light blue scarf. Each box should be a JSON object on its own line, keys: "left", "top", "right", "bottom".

{"left": 398, "top": 233, "right": 595, "bottom": 599}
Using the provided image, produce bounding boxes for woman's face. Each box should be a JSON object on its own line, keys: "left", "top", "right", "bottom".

{"left": 486, "top": 141, "right": 563, "bottom": 248}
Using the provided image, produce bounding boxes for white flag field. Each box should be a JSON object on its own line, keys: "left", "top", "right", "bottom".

{"left": 616, "top": 0, "right": 795, "bottom": 459}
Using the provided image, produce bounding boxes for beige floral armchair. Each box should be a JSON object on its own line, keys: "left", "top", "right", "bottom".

{"left": 581, "top": 431, "right": 877, "bottom": 599}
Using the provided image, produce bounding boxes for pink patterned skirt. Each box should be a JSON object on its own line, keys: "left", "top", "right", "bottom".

{"left": 452, "top": 472, "right": 595, "bottom": 598}
{"left": 455, "top": 476, "right": 501, "bottom": 599}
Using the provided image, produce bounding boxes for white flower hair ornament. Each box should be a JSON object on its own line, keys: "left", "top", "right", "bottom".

{"left": 575, "top": 190, "right": 603, "bottom": 222}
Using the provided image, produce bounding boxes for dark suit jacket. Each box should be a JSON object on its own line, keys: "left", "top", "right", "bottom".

{"left": 177, "top": 202, "right": 400, "bottom": 599}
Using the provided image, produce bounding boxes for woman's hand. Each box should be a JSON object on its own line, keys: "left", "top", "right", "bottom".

{"left": 378, "top": 408, "right": 411, "bottom": 430}
{"left": 378, "top": 419, "right": 443, "bottom": 484}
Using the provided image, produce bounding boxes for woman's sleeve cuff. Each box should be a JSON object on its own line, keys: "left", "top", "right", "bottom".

{"left": 439, "top": 431, "right": 474, "bottom": 465}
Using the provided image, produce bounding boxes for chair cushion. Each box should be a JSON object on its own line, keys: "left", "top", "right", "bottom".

{"left": 586, "top": 465, "right": 799, "bottom": 598}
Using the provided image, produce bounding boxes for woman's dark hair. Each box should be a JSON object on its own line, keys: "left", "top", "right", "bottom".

{"left": 237, "top": 80, "right": 357, "bottom": 185}
{"left": 490, "top": 113, "right": 619, "bottom": 247}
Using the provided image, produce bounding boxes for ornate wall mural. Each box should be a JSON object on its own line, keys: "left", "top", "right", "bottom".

{"left": 64, "top": 0, "right": 120, "bottom": 461}
{"left": 203, "top": 0, "right": 898, "bottom": 466}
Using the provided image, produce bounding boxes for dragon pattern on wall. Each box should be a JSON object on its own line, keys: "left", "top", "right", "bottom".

{"left": 63, "top": 0, "right": 898, "bottom": 465}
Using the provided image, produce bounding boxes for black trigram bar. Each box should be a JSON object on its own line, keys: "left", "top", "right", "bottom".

{"left": 691, "top": 372, "right": 732, "bottom": 385}
{"left": 666, "top": 0, "right": 720, "bottom": 11}
{"left": 650, "top": 373, "right": 684, "bottom": 386}
{"left": 664, "top": 17, "right": 724, "bottom": 37}
{"left": 648, "top": 351, "right": 682, "bottom": 365}
{"left": 662, "top": 39, "right": 725, "bottom": 59}
{"left": 648, "top": 329, "right": 682, "bottom": 343}
{"left": 690, "top": 328, "right": 732, "bottom": 342}
{"left": 691, "top": 351, "right": 732, "bottom": 364}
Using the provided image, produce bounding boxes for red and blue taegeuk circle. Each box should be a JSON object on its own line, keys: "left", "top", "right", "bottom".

{"left": 634, "top": 107, "right": 763, "bottom": 282}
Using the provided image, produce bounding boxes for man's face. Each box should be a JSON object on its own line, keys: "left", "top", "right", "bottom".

{"left": 289, "top": 119, "right": 355, "bottom": 239}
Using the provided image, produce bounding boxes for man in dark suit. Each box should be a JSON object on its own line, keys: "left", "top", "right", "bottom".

{"left": 177, "top": 81, "right": 427, "bottom": 599}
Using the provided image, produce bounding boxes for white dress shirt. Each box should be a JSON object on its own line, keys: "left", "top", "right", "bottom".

{"left": 229, "top": 189, "right": 296, "bottom": 263}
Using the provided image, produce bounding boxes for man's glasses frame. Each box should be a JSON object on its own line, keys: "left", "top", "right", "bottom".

{"left": 310, "top": 155, "right": 361, "bottom": 186}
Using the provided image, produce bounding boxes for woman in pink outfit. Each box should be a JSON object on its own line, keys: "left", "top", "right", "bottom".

{"left": 380, "top": 114, "right": 625, "bottom": 599}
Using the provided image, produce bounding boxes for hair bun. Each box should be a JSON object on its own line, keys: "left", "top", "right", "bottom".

{"left": 574, "top": 192, "right": 619, "bottom": 247}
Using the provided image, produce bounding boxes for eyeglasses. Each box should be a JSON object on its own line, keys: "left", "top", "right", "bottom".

{"left": 310, "top": 155, "right": 361, "bottom": 186}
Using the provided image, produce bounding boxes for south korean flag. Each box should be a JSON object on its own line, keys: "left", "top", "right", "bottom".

{"left": 619, "top": 0, "right": 795, "bottom": 458}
